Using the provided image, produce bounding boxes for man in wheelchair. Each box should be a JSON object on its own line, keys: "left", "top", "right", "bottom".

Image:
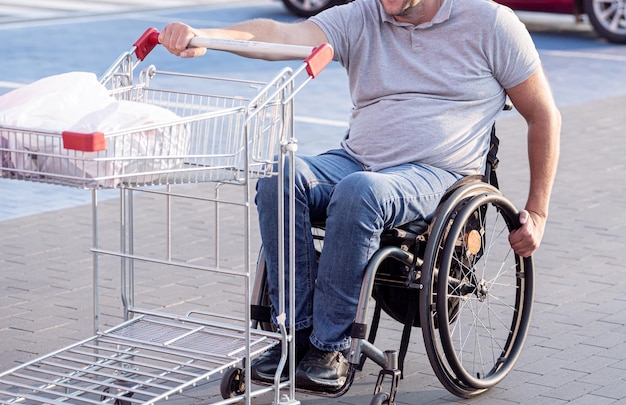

{"left": 160, "top": 0, "right": 561, "bottom": 394}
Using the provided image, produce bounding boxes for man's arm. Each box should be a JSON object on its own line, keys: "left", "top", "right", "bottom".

{"left": 159, "top": 19, "right": 328, "bottom": 60}
{"left": 506, "top": 67, "right": 561, "bottom": 258}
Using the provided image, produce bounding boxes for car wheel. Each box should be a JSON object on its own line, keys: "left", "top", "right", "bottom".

{"left": 281, "top": 0, "right": 343, "bottom": 17}
{"left": 583, "top": 0, "right": 626, "bottom": 43}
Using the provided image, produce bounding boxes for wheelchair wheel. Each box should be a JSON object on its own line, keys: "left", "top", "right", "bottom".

{"left": 370, "top": 392, "right": 391, "bottom": 405}
{"left": 252, "top": 225, "right": 325, "bottom": 332}
{"left": 251, "top": 248, "right": 275, "bottom": 332}
{"left": 420, "top": 187, "right": 534, "bottom": 396}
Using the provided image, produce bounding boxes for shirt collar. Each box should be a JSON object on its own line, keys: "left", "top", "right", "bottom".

{"left": 380, "top": 0, "right": 452, "bottom": 29}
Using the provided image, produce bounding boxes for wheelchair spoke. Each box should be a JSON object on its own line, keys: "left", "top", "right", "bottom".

{"left": 449, "top": 285, "right": 508, "bottom": 378}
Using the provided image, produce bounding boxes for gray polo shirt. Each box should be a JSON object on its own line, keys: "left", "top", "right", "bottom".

{"left": 310, "top": 0, "right": 541, "bottom": 175}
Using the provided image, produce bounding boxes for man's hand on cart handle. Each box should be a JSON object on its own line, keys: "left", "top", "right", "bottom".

{"left": 158, "top": 22, "right": 317, "bottom": 59}
{"left": 158, "top": 23, "right": 207, "bottom": 58}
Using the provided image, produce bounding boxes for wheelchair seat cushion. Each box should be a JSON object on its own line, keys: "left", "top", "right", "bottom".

{"left": 395, "top": 219, "right": 429, "bottom": 236}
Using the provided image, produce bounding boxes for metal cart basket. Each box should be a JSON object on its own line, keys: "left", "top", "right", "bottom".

{"left": 0, "top": 28, "right": 333, "bottom": 405}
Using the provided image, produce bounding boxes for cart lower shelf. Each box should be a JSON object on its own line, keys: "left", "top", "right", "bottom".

{"left": 0, "top": 315, "right": 279, "bottom": 404}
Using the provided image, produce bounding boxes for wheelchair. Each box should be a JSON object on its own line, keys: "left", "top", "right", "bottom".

{"left": 242, "top": 127, "right": 534, "bottom": 405}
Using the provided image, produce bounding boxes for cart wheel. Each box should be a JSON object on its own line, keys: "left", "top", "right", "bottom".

{"left": 100, "top": 387, "right": 133, "bottom": 405}
{"left": 220, "top": 367, "right": 245, "bottom": 399}
{"left": 370, "top": 392, "right": 391, "bottom": 405}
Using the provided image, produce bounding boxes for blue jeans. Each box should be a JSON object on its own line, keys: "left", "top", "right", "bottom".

{"left": 255, "top": 149, "right": 462, "bottom": 352}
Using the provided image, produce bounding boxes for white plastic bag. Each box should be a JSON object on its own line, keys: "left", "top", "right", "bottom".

{"left": 0, "top": 72, "right": 189, "bottom": 187}
{"left": 44, "top": 99, "right": 189, "bottom": 187}
{"left": 0, "top": 72, "right": 112, "bottom": 177}
{"left": 0, "top": 72, "right": 112, "bottom": 129}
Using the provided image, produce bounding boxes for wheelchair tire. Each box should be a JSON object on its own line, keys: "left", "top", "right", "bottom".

{"left": 370, "top": 392, "right": 391, "bottom": 405}
{"left": 420, "top": 187, "right": 534, "bottom": 395}
{"left": 251, "top": 248, "right": 276, "bottom": 332}
{"left": 252, "top": 225, "right": 325, "bottom": 332}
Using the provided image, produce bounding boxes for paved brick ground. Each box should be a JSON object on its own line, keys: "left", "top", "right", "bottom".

{"left": 1, "top": 94, "right": 626, "bottom": 404}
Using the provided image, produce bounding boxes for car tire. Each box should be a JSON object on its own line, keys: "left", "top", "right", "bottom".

{"left": 281, "top": 0, "right": 345, "bottom": 17}
{"left": 583, "top": 0, "right": 626, "bottom": 43}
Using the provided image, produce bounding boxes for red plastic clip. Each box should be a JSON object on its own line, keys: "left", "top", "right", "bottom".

{"left": 62, "top": 131, "right": 107, "bottom": 152}
{"left": 133, "top": 27, "right": 160, "bottom": 61}
{"left": 305, "top": 43, "right": 334, "bottom": 78}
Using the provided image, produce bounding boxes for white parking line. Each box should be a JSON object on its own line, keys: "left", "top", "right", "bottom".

{"left": 0, "top": 0, "right": 272, "bottom": 28}
{"left": 542, "top": 49, "right": 626, "bottom": 62}
{"left": 0, "top": 81, "right": 25, "bottom": 89}
{"left": 0, "top": 79, "right": 348, "bottom": 128}
{"left": 295, "top": 116, "right": 348, "bottom": 128}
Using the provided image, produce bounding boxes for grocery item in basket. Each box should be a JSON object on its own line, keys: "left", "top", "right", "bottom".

{"left": 0, "top": 72, "right": 112, "bottom": 179}
{"left": 0, "top": 72, "right": 189, "bottom": 187}
{"left": 47, "top": 98, "right": 189, "bottom": 188}
{"left": 0, "top": 72, "right": 112, "bottom": 125}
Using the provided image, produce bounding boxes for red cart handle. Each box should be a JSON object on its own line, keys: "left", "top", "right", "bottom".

{"left": 305, "top": 43, "right": 333, "bottom": 78}
{"left": 62, "top": 131, "right": 107, "bottom": 152}
{"left": 133, "top": 27, "right": 160, "bottom": 61}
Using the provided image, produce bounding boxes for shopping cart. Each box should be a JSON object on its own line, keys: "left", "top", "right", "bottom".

{"left": 0, "top": 28, "right": 333, "bottom": 405}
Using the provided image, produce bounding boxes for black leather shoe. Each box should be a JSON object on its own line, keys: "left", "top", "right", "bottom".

{"left": 295, "top": 346, "right": 349, "bottom": 392}
{"left": 250, "top": 334, "right": 310, "bottom": 383}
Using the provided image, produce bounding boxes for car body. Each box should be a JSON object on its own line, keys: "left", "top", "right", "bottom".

{"left": 280, "top": 0, "right": 626, "bottom": 43}
{"left": 280, "top": 0, "right": 348, "bottom": 16}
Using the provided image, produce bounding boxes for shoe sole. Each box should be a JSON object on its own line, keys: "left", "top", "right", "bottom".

{"left": 295, "top": 373, "right": 347, "bottom": 393}
{"left": 250, "top": 369, "right": 288, "bottom": 384}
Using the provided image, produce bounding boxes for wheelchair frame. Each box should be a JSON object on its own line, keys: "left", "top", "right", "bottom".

{"left": 247, "top": 128, "right": 535, "bottom": 405}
